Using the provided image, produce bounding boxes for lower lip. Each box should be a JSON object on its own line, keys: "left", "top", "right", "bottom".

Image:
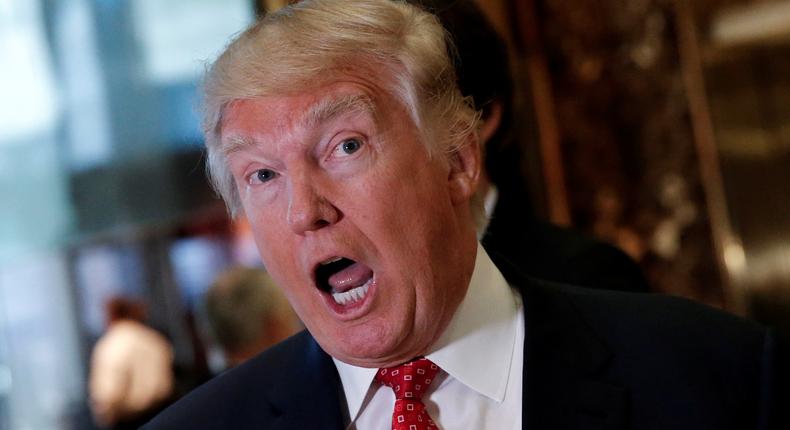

{"left": 322, "top": 275, "right": 377, "bottom": 319}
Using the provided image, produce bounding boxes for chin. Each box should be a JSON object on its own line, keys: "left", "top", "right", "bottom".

{"left": 318, "top": 322, "right": 416, "bottom": 367}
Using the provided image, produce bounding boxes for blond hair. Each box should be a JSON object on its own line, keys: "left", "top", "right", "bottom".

{"left": 204, "top": 267, "right": 299, "bottom": 353}
{"left": 202, "top": 0, "right": 484, "bottom": 225}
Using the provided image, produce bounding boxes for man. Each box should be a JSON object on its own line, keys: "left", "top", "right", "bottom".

{"left": 90, "top": 297, "right": 174, "bottom": 429}
{"left": 145, "top": 1, "right": 785, "bottom": 429}
{"left": 204, "top": 266, "right": 301, "bottom": 368}
{"left": 414, "top": 0, "right": 649, "bottom": 293}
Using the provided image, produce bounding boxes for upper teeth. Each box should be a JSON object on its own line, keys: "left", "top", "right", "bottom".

{"left": 332, "top": 279, "right": 371, "bottom": 305}
{"left": 321, "top": 256, "right": 343, "bottom": 265}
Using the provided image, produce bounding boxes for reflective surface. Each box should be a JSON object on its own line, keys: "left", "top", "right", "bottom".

{"left": 0, "top": 0, "right": 253, "bottom": 428}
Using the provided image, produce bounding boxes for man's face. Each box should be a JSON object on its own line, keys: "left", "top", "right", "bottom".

{"left": 221, "top": 76, "right": 479, "bottom": 367}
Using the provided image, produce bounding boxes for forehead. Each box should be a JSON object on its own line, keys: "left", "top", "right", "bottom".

{"left": 220, "top": 80, "right": 399, "bottom": 153}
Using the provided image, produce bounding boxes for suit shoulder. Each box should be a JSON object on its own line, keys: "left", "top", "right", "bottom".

{"left": 556, "top": 283, "right": 765, "bottom": 341}
{"left": 541, "top": 282, "right": 770, "bottom": 370}
{"left": 143, "top": 331, "right": 314, "bottom": 429}
{"left": 530, "top": 282, "right": 790, "bottom": 428}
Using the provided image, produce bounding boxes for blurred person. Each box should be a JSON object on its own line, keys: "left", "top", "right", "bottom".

{"left": 204, "top": 266, "right": 301, "bottom": 368}
{"left": 144, "top": 1, "right": 786, "bottom": 429}
{"left": 415, "top": 0, "right": 649, "bottom": 293}
{"left": 89, "top": 297, "right": 174, "bottom": 430}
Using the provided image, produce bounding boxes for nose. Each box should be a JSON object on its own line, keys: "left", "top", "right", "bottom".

{"left": 286, "top": 173, "right": 340, "bottom": 235}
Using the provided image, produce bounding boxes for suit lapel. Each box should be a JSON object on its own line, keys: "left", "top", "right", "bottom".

{"left": 518, "top": 277, "right": 628, "bottom": 430}
{"left": 266, "top": 334, "right": 347, "bottom": 430}
{"left": 259, "top": 269, "right": 628, "bottom": 430}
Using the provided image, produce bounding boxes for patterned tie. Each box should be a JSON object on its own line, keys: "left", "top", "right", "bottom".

{"left": 375, "top": 357, "right": 442, "bottom": 430}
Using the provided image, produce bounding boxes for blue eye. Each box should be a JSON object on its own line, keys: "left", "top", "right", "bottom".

{"left": 340, "top": 138, "right": 362, "bottom": 155}
{"left": 255, "top": 169, "right": 277, "bottom": 183}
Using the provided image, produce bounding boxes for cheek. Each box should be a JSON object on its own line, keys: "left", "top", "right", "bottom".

{"left": 239, "top": 183, "right": 280, "bottom": 215}
{"left": 376, "top": 167, "right": 449, "bottom": 228}
{"left": 249, "top": 218, "right": 298, "bottom": 277}
{"left": 255, "top": 244, "right": 307, "bottom": 309}
{"left": 244, "top": 185, "right": 288, "bottom": 242}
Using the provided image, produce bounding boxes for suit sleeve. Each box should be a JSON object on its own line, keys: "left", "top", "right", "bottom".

{"left": 760, "top": 327, "right": 790, "bottom": 430}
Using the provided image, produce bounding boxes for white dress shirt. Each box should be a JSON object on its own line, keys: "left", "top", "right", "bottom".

{"left": 334, "top": 243, "right": 524, "bottom": 429}
{"left": 89, "top": 320, "right": 174, "bottom": 425}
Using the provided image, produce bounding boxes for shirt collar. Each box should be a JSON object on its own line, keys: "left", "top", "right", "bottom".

{"left": 478, "top": 185, "right": 499, "bottom": 238}
{"left": 425, "top": 242, "right": 518, "bottom": 402}
{"left": 333, "top": 243, "right": 519, "bottom": 419}
{"left": 484, "top": 184, "right": 499, "bottom": 219}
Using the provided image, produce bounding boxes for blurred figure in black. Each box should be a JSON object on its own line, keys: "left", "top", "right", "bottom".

{"left": 414, "top": 0, "right": 649, "bottom": 292}
{"left": 204, "top": 267, "right": 302, "bottom": 369}
{"left": 89, "top": 297, "right": 174, "bottom": 430}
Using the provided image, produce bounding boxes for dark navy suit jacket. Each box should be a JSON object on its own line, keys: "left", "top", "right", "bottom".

{"left": 144, "top": 275, "right": 787, "bottom": 429}
{"left": 482, "top": 190, "right": 650, "bottom": 294}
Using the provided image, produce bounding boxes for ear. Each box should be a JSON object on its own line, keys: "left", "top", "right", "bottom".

{"left": 447, "top": 132, "right": 481, "bottom": 206}
{"left": 478, "top": 101, "right": 503, "bottom": 146}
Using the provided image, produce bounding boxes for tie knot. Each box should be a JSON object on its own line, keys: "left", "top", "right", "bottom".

{"left": 375, "top": 357, "right": 440, "bottom": 401}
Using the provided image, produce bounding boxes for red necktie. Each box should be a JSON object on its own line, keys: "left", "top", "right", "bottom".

{"left": 375, "top": 357, "right": 442, "bottom": 430}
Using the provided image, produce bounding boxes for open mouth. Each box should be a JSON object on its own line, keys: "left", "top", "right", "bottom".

{"left": 315, "top": 257, "right": 374, "bottom": 306}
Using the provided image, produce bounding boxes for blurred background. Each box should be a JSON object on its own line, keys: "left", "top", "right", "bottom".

{"left": 0, "top": 0, "right": 788, "bottom": 428}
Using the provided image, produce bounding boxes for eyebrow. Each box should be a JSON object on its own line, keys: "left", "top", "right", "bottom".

{"left": 302, "top": 93, "right": 376, "bottom": 129}
{"left": 221, "top": 93, "right": 377, "bottom": 155}
{"left": 223, "top": 134, "right": 254, "bottom": 155}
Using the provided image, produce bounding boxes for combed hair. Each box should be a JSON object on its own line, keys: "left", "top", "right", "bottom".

{"left": 202, "top": 0, "right": 484, "bottom": 226}
{"left": 204, "top": 267, "right": 298, "bottom": 353}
